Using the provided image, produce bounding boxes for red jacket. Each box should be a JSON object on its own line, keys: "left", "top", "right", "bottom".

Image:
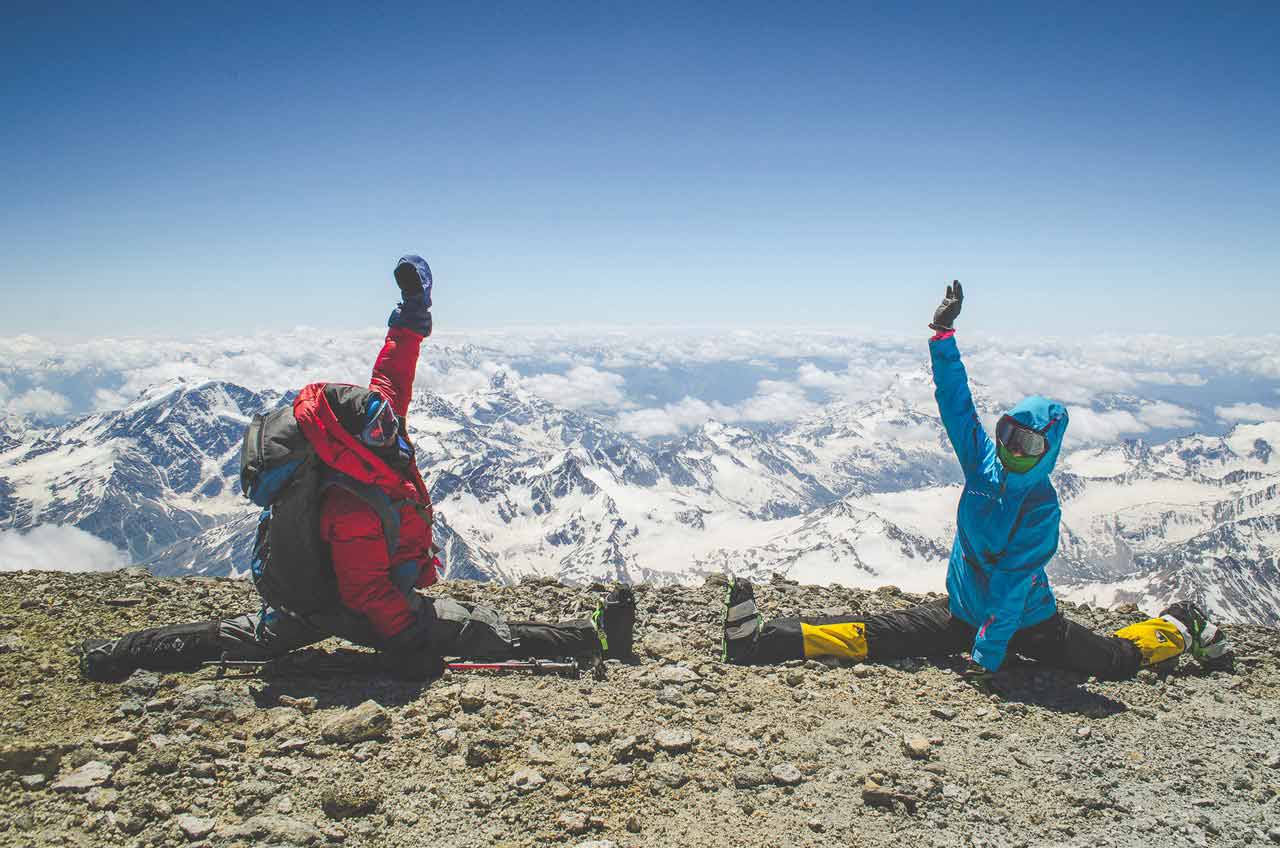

{"left": 292, "top": 326, "right": 437, "bottom": 639}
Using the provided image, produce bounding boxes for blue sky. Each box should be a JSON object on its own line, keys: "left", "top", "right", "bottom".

{"left": 1, "top": 2, "right": 1276, "bottom": 337}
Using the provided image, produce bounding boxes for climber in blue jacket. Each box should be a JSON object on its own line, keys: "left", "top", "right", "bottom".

{"left": 721, "top": 281, "right": 1231, "bottom": 680}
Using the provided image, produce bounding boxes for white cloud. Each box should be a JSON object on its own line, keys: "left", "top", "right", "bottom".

{"left": 1067, "top": 409, "right": 1148, "bottom": 444}
{"left": 617, "top": 379, "right": 819, "bottom": 438}
{"left": 617, "top": 398, "right": 728, "bottom": 438}
{"left": 0, "top": 525, "right": 129, "bottom": 572}
{"left": 1215, "top": 403, "right": 1280, "bottom": 424}
{"left": 8, "top": 388, "right": 71, "bottom": 417}
{"left": 1135, "top": 401, "right": 1197, "bottom": 429}
{"left": 519, "top": 366, "right": 627, "bottom": 410}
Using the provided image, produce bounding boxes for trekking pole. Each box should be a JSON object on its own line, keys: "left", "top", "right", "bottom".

{"left": 446, "top": 658, "right": 582, "bottom": 679}
{"left": 201, "top": 656, "right": 273, "bottom": 679}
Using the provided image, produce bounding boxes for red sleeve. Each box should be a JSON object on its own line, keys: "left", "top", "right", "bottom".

{"left": 369, "top": 326, "right": 425, "bottom": 418}
{"left": 321, "top": 489, "right": 416, "bottom": 639}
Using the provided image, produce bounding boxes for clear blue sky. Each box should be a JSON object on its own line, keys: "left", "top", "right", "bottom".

{"left": 1, "top": 1, "right": 1276, "bottom": 337}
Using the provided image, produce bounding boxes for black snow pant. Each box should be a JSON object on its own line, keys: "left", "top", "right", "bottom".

{"left": 108, "top": 596, "right": 599, "bottom": 674}
{"left": 732, "top": 598, "right": 1144, "bottom": 681}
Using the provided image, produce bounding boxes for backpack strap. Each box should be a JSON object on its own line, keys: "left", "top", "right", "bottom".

{"left": 321, "top": 473, "right": 404, "bottom": 556}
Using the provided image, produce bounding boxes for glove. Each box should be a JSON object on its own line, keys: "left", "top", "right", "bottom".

{"left": 389, "top": 299, "right": 432, "bottom": 337}
{"left": 929, "top": 280, "right": 963, "bottom": 331}
{"left": 393, "top": 254, "right": 433, "bottom": 307}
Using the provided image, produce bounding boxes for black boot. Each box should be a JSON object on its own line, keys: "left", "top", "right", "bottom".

{"left": 1160, "top": 601, "right": 1232, "bottom": 669}
{"left": 721, "top": 576, "right": 761, "bottom": 664}
{"left": 77, "top": 620, "right": 223, "bottom": 682}
{"left": 592, "top": 585, "right": 636, "bottom": 660}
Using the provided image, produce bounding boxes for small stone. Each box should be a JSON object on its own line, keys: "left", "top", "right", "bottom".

{"left": 19, "top": 774, "right": 46, "bottom": 790}
{"left": 807, "top": 817, "right": 825, "bottom": 832}
{"left": 459, "top": 682, "right": 489, "bottom": 712}
{"left": 653, "top": 729, "right": 693, "bottom": 753}
{"left": 175, "top": 684, "right": 249, "bottom": 721}
{"left": 278, "top": 695, "right": 318, "bottom": 713}
{"left": 175, "top": 814, "right": 215, "bottom": 840}
{"left": 464, "top": 736, "right": 505, "bottom": 767}
{"left": 771, "top": 763, "right": 803, "bottom": 786}
{"left": 733, "top": 767, "right": 769, "bottom": 788}
{"left": 930, "top": 707, "right": 957, "bottom": 721}
{"left": 559, "top": 811, "right": 590, "bottom": 835}
{"left": 903, "top": 737, "right": 932, "bottom": 760}
{"left": 589, "top": 765, "right": 634, "bottom": 788}
{"left": 723, "top": 737, "right": 760, "bottom": 757}
{"left": 320, "top": 700, "right": 391, "bottom": 744}
{"left": 1076, "top": 726, "right": 1092, "bottom": 740}
{"left": 320, "top": 783, "right": 382, "bottom": 819}
{"left": 104, "top": 597, "right": 144, "bottom": 607}
{"left": 1136, "top": 669, "right": 1158, "bottom": 684}
{"left": 785, "top": 669, "right": 805, "bottom": 687}
{"left": 93, "top": 730, "right": 139, "bottom": 752}
{"left": 85, "top": 787, "right": 119, "bottom": 810}
{"left": 657, "top": 666, "right": 700, "bottom": 685}
{"left": 1268, "top": 826, "right": 1280, "bottom": 844}
{"left": 509, "top": 768, "right": 546, "bottom": 794}
{"left": 225, "top": 813, "right": 324, "bottom": 845}
{"left": 626, "top": 815, "right": 641, "bottom": 833}
{"left": 52, "top": 760, "right": 113, "bottom": 793}
{"left": 853, "top": 664, "right": 872, "bottom": 678}
{"left": 651, "top": 763, "right": 688, "bottom": 788}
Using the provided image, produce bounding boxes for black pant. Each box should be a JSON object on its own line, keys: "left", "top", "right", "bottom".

{"left": 745, "top": 598, "right": 1143, "bottom": 680}
{"left": 109, "top": 597, "right": 598, "bottom": 674}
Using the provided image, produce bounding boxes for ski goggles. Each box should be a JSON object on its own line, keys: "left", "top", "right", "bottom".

{"left": 361, "top": 396, "right": 399, "bottom": 447}
{"left": 995, "top": 414, "right": 1050, "bottom": 458}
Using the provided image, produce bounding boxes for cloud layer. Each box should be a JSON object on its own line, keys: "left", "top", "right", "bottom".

{"left": 0, "top": 525, "right": 130, "bottom": 573}
{"left": 1, "top": 328, "right": 1276, "bottom": 445}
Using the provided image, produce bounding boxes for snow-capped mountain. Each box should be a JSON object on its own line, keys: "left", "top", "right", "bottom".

{"left": 1, "top": 373, "right": 1277, "bottom": 626}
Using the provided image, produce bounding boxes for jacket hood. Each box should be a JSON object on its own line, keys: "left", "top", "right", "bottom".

{"left": 1002, "top": 395, "right": 1068, "bottom": 485}
{"left": 293, "top": 382, "right": 423, "bottom": 497}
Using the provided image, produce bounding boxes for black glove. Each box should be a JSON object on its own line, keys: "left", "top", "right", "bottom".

{"left": 389, "top": 255, "right": 433, "bottom": 336}
{"left": 393, "top": 255, "right": 433, "bottom": 306}
{"left": 929, "top": 280, "right": 963, "bottom": 331}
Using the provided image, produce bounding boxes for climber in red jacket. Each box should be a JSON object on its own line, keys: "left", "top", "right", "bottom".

{"left": 77, "top": 255, "right": 635, "bottom": 682}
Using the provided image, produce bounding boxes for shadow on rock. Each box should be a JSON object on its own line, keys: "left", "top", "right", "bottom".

{"left": 240, "top": 647, "right": 434, "bottom": 710}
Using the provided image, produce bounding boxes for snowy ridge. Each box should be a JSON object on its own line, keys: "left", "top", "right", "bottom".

{"left": 1, "top": 377, "right": 1277, "bottom": 625}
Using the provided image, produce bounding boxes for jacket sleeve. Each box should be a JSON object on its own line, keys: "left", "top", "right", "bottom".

{"left": 369, "top": 326, "right": 425, "bottom": 418}
{"left": 321, "top": 489, "right": 417, "bottom": 640}
{"left": 929, "top": 334, "right": 997, "bottom": 482}
{"left": 969, "top": 501, "right": 1061, "bottom": 671}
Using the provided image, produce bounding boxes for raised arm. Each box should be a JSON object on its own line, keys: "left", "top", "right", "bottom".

{"left": 368, "top": 255, "right": 433, "bottom": 417}
{"left": 927, "top": 281, "right": 996, "bottom": 481}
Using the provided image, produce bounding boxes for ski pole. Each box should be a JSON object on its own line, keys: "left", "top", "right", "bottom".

{"left": 446, "top": 658, "right": 582, "bottom": 678}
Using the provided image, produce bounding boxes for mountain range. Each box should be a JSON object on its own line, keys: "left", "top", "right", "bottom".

{"left": 1, "top": 371, "right": 1276, "bottom": 625}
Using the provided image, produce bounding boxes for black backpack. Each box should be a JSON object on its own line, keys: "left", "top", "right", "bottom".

{"left": 239, "top": 390, "right": 409, "bottom": 616}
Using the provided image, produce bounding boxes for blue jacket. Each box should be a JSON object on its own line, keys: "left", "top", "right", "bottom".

{"left": 929, "top": 334, "right": 1069, "bottom": 671}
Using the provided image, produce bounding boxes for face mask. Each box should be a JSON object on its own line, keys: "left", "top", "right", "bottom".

{"left": 998, "top": 442, "right": 1043, "bottom": 474}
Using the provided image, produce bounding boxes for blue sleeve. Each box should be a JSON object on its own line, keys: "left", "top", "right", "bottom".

{"left": 929, "top": 335, "right": 996, "bottom": 482}
{"left": 969, "top": 502, "right": 1061, "bottom": 671}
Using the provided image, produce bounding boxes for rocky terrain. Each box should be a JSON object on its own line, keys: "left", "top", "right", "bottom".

{"left": 2, "top": 569, "right": 1279, "bottom": 848}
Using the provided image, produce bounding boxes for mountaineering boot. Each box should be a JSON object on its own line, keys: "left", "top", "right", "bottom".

{"left": 592, "top": 584, "right": 636, "bottom": 660}
{"left": 1159, "top": 601, "right": 1232, "bottom": 669}
{"left": 76, "top": 620, "right": 224, "bottom": 682}
{"left": 721, "top": 576, "right": 761, "bottom": 664}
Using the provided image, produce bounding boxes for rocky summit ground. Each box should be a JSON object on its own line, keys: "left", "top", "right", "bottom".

{"left": 1, "top": 570, "right": 1279, "bottom": 848}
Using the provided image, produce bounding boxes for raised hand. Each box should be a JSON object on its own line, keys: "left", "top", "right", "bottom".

{"left": 930, "top": 280, "right": 963, "bottom": 331}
